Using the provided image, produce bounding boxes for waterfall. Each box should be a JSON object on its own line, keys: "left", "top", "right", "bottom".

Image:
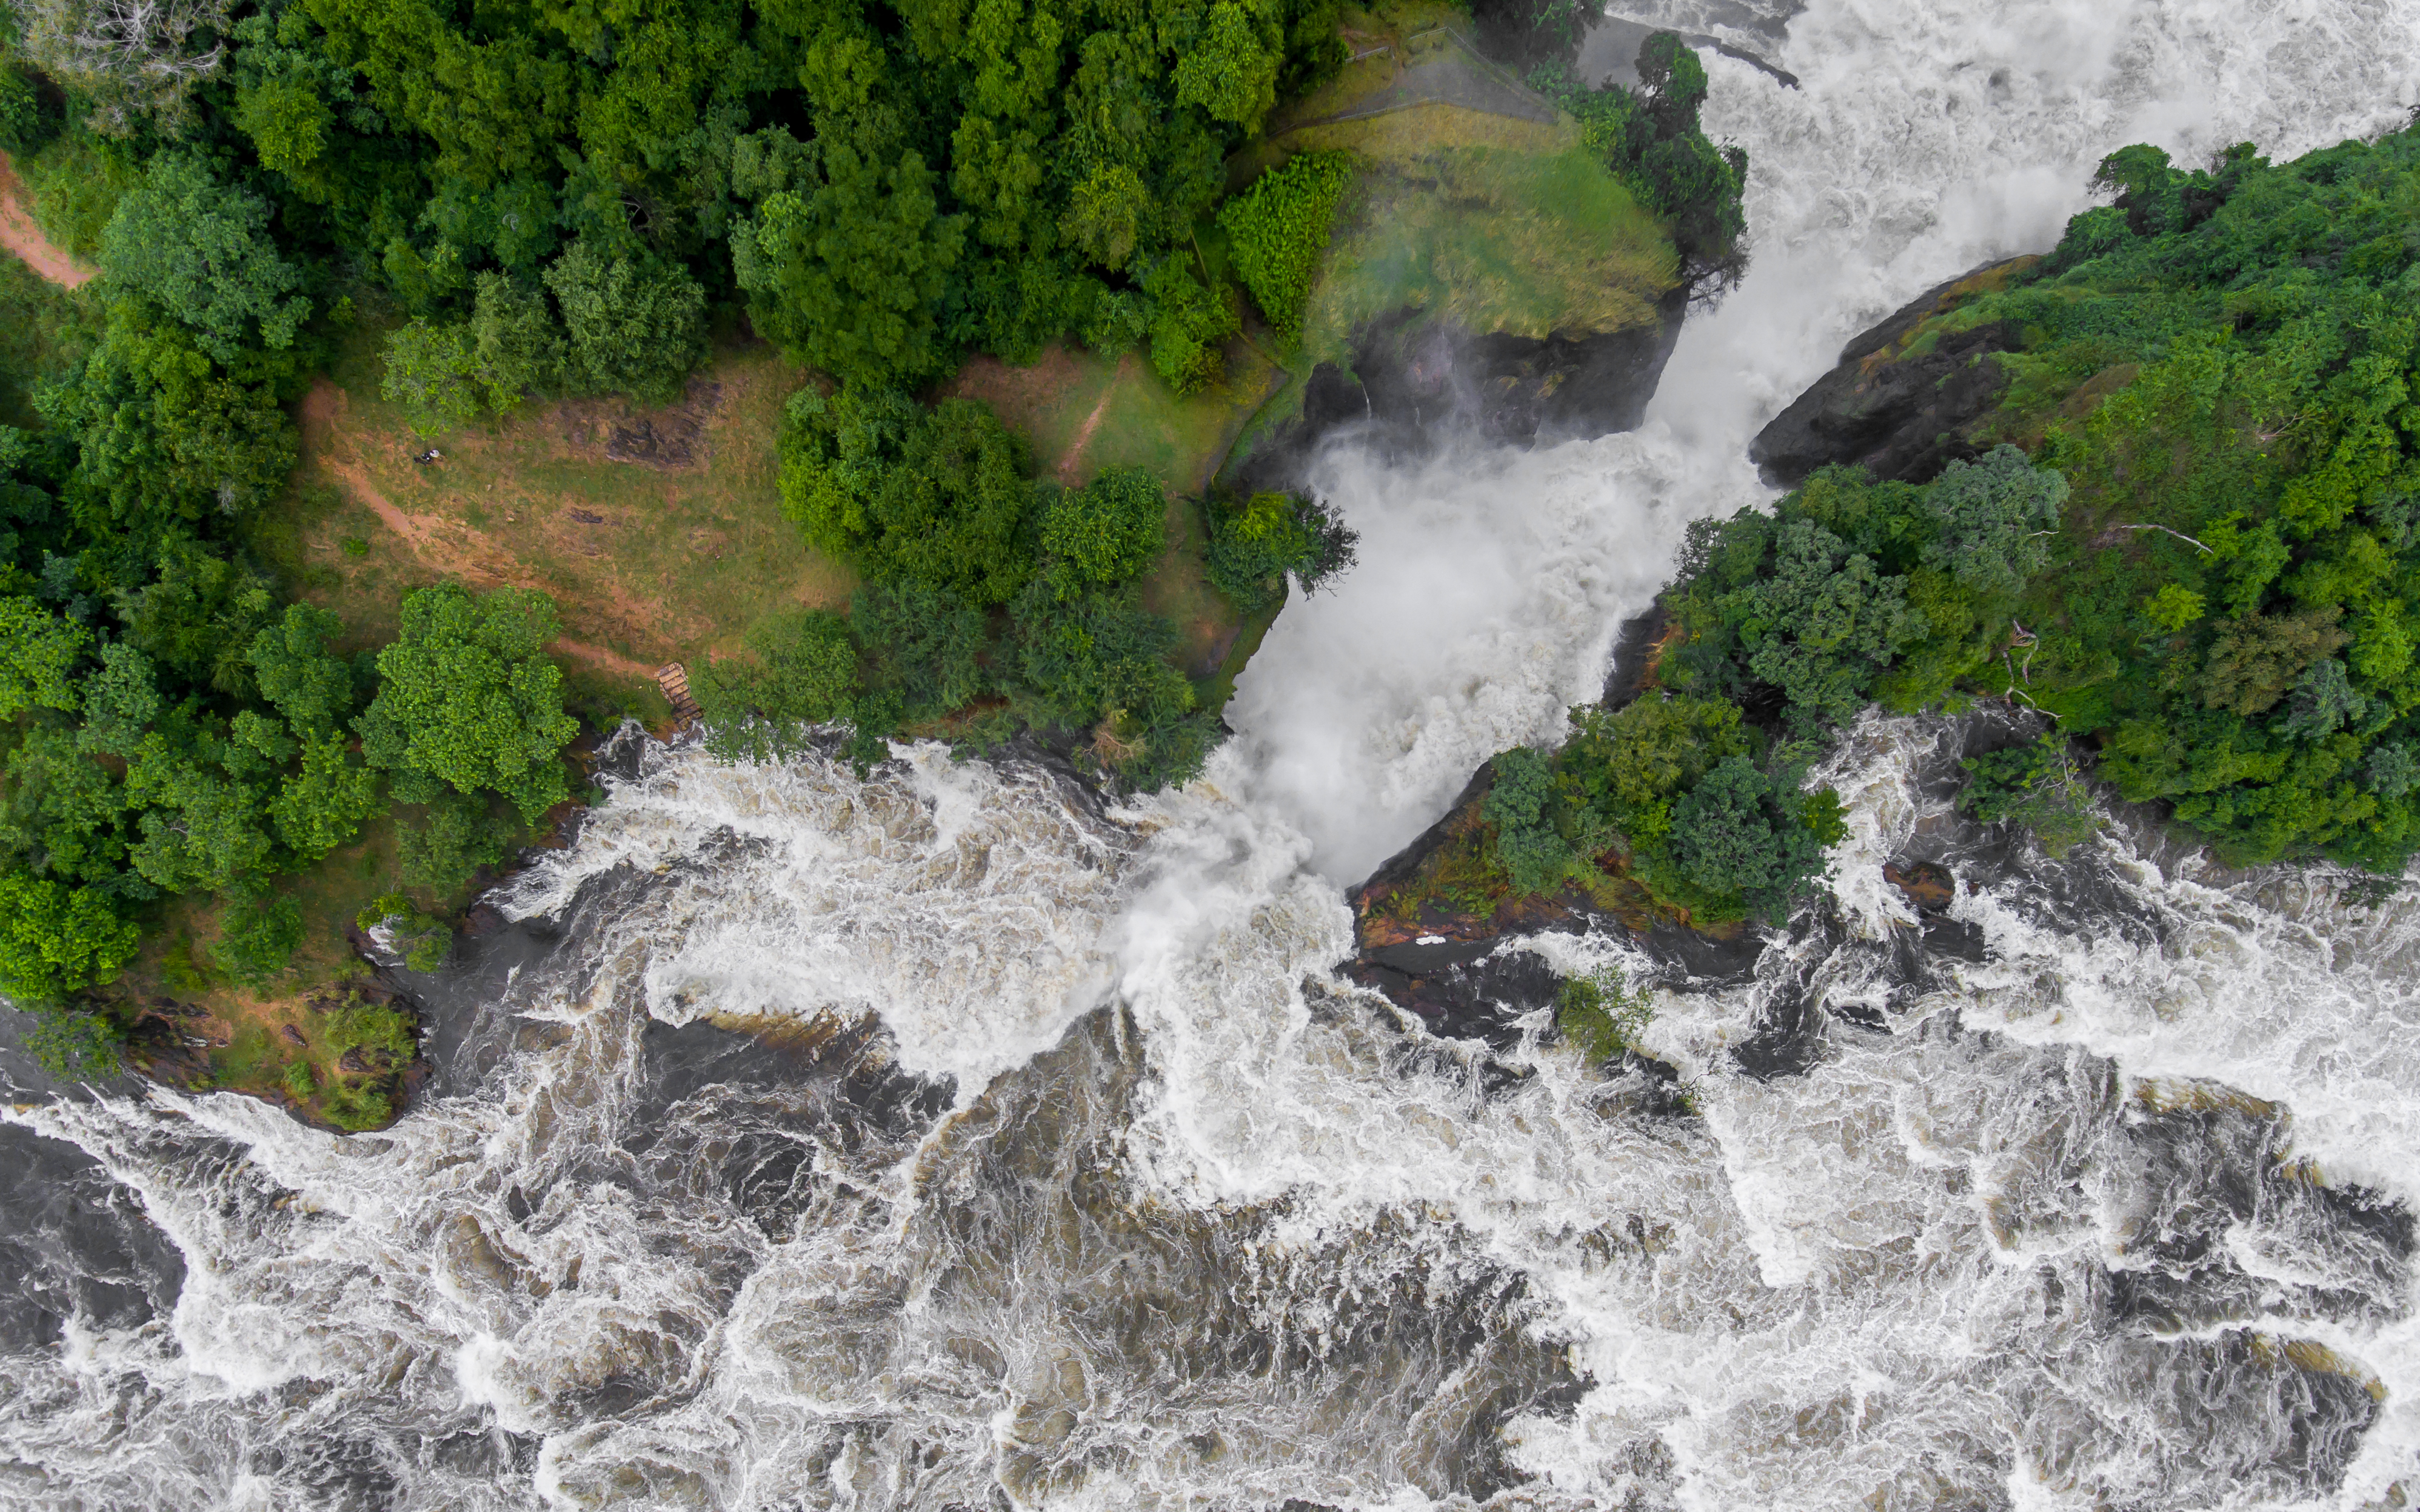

{"left": 8, "top": 0, "right": 2420, "bottom": 1507}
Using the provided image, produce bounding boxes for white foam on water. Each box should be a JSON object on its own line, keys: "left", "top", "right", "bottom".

{"left": 500, "top": 740, "right": 1138, "bottom": 1091}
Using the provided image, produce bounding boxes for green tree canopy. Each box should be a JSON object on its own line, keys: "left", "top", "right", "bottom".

{"left": 734, "top": 144, "right": 969, "bottom": 391}
{"left": 1039, "top": 467, "right": 1166, "bottom": 597}
{"left": 98, "top": 153, "right": 311, "bottom": 362}
{"left": 543, "top": 241, "right": 709, "bottom": 404}
{"left": 1218, "top": 150, "right": 1354, "bottom": 337}
{"left": 779, "top": 390, "right": 1035, "bottom": 604}
{"left": 249, "top": 604, "right": 358, "bottom": 736}
{"left": 355, "top": 582, "right": 578, "bottom": 822}
{"left": 0, "top": 871, "right": 140, "bottom": 1002}
{"left": 0, "top": 596, "right": 90, "bottom": 717}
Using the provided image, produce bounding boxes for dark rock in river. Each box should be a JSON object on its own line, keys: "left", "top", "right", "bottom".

{"left": 1600, "top": 602, "right": 1670, "bottom": 708}
{"left": 1234, "top": 288, "right": 1690, "bottom": 490}
{"left": 1749, "top": 254, "right": 2040, "bottom": 487}
{"left": 1341, "top": 728, "right": 1768, "bottom": 1048}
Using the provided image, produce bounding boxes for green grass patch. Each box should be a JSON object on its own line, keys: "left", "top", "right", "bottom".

{"left": 1302, "top": 145, "right": 1676, "bottom": 364}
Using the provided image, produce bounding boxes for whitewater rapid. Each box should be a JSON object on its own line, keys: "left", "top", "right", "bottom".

{"left": 7, "top": 0, "right": 2420, "bottom": 1507}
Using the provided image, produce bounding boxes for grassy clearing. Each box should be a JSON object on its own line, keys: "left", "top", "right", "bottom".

{"left": 253, "top": 324, "right": 857, "bottom": 711}
{"left": 1212, "top": 2, "right": 1678, "bottom": 455}
{"left": 170, "top": 324, "right": 871, "bottom": 1125}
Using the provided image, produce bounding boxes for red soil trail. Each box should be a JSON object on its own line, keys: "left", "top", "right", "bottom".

{"left": 0, "top": 152, "right": 97, "bottom": 288}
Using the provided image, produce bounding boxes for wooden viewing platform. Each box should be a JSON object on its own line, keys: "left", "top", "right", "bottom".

{"left": 655, "top": 662, "right": 703, "bottom": 723}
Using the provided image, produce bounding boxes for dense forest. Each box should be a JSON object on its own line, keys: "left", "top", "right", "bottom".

{"left": 1491, "top": 116, "right": 2420, "bottom": 928}
{"left": 0, "top": 0, "right": 1751, "bottom": 1097}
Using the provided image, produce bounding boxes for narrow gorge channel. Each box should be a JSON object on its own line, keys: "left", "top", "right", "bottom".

{"left": 7, "top": 0, "right": 2420, "bottom": 1507}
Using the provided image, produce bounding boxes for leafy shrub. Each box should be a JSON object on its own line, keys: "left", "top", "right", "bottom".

{"left": 0, "top": 871, "right": 139, "bottom": 1001}
{"left": 281, "top": 1059, "right": 316, "bottom": 1100}
{"left": 0, "top": 595, "right": 92, "bottom": 718}
{"left": 322, "top": 1078, "right": 394, "bottom": 1131}
{"left": 542, "top": 240, "right": 707, "bottom": 404}
{"left": 1508, "top": 689, "right": 1844, "bottom": 925}
{"left": 1960, "top": 734, "right": 2099, "bottom": 856}
{"left": 1557, "top": 965, "right": 1654, "bottom": 1062}
{"left": 21, "top": 1008, "right": 124, "bottom": 1081}
{"left": 356, "top": 891, "right": 452, "bottom": 972}
{"left": 1081, "top": 289, "right": 1149, "bottom": 357}
{"left": 1485, "top": 746, "right": 1575, "bottom": 896}
{"left": 1663, "top": 447, "right": 2071, "bottom": 730}
{"left": 1142, "top": 256, "right": 1240, "bottom": 395}
{"left": 852, "top": 581, "right": 988, "bottom": 721}
{"left": 398, "top": 790, "right": 515, "bottom": 895}
{"left": 1205, "top": 489, "right": 1359, "bottom": 611}
{"left": 1009, "top": 584, "right": 1183, "bottom": 727}
{"left": 381, "top": 319, "right": 483, "bottom": 438}
{"left": 778, "top": 390, "right": 1035, "bottom": 604}
{"left": 98, "top": 152, "right": 310, "bottom": 361}
{"left": 731, "top": 144, "right": 967, "bottom": 391}
{"left": 356, "top": 582, "right": 578, "bottom": 824}
{"left": 1217, "top": 151, "right": 1354, "bottom": 337}
{"left": 0, "top": 68, "right": 56, "bottom": 154}
{"left": 1559, "top": 693, "right": 1749, "bottom": 838}
{"left": 22, "top": 134, "right": 137, "bottom": 259}
{"left": 1040, "top": 467, "right": 1167, "bottom": 597}
{"left": 767, "top": 385, "right": 1221, "bottom": 792}
{"left": 468, "top": 273, "right": 564, "bottom": 411}
{"left": 695, "top": 610, "right": 865, "bottom": 762}
{"left": 212, "top": 887, "right": 304, "bottom": 984}
{"left": 325, "top": 996, "right": 416, "bottom": 1062}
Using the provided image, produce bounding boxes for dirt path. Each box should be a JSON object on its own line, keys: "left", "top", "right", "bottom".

{"left": 0, "top": 152, "right": 96, "bottom": 288}
{"left": 1057, "top": 355, "right": 1131, "bottom": 482}
{"left": 301, "top": 383, "right": 664, "bottom": 682}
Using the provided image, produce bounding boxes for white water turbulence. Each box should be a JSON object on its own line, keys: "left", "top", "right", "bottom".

{"left": 7, "top": 1, "right": 2420, "bottom": 1510}
{"left": 1229, "top": 0, "right": 2420, "bottom": 879}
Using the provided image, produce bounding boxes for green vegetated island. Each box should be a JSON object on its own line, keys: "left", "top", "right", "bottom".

{"left": 0, "top": 0, "right": 1748, "bottom": 1123}
{"left": 1360, "top": 113, "right": 2420, "bottom": 1067}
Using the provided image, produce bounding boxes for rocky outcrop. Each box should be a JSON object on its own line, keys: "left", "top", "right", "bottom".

{"left": 1342, "top": 764, "right": 1767, "bottom": 1046}
{"left": 1234, "top": 288, "right": 1689, "bottom": 490}
{"left": 1340, "top": 615, "right": 1770, "bottom": 1047}
{"left": 1749, "top": 255, "right": 2040, "bottom": 487}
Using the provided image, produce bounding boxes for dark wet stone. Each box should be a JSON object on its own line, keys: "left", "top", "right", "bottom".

{"left": 0, "top": 1117, "right": 187, "bottom": 1353}
{"left": 1750, "top": 256, "right": 2039, "bottom": 487}
{"left": 1600, "top": 604, "right": 1669, "bottom": 709}
{"left": 461, "top": 903, "right": 512, "bottom": 937}
{"left": 1343, "top": 945, "right": 1562, "bottom": 1049}
{"left": 1234, "top": 290, "right": 1689, "bottom": 490}
{"left": 1731, "top": 978, "right": 1826, "bottom": 1081}
{"left": 1919, "top": 913, "right": 1989, "bottom": 962}
{"left": 1885, "top": 859, "right": 1957, "bottom": 913}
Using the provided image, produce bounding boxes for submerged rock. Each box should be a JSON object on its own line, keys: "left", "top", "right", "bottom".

{"left": 1750, "top": 255, "right": 2039, "bottom": 486}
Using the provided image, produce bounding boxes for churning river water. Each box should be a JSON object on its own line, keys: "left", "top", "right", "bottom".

{"left": 9, "top": 1, "right": 2420, "bottom": 1507}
